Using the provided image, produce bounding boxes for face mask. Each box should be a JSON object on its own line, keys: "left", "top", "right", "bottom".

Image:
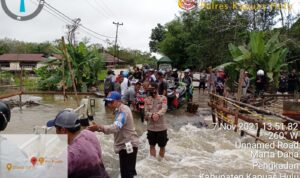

{"left": 150, "top": 90, "right": 157, "bottom": 97}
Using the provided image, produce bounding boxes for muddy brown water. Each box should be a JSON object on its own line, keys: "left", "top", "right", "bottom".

{"left": 1, "top": 94, "right": 300, "bottom": 178}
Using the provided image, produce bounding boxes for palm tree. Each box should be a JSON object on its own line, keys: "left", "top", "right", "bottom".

{"left": 20, "top": 0, "right": 25, "bottom": 13}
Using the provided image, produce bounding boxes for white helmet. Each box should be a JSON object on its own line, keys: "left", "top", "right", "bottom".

{"left": 257, "top": 69, "right": 264, "bottom": 76}
{"left": 184, "top": 69, "right": 191, "bottom": 73}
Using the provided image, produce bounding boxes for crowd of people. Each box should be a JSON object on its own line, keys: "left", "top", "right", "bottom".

{"left": 197, "top": 67, "right": 299, "bottom": 97}
{"left": 1, "top": 66, "right": 299, "bottom": 178}
{"left": 104, "top": 66, "right": 194, "bottom": 111}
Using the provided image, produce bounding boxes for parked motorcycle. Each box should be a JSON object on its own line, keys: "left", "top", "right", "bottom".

{"left": 167, "top": 81, "right": 187, "bottom": 110}
{"left": 130, "top": 89, "right": 147, "bottom": 123}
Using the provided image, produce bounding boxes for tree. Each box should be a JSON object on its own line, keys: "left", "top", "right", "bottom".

{"left": 150, "top": 6, "right": 249, "bottom": 70}
{"left": 149, "top": 23, "right": 166, "bottom": 53}
{"left": 35, "top": 42, "right": 104, "bottom": 91}
{"left": 106, "top": 46, "right": 156, "bottom": 66}
{"left": 0, "top": 42, "right": 9, "bottom": 55}
{"left": 222, "top": 31, "right": 291, "bottom": 89}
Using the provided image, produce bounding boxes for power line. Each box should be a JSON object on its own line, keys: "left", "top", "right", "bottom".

{"left": 30, "top": 0, "right": 109, "bottom": 42}
{"left": 94, "top": 0, "right": 116, "bottom": 19}
{"left": 43, "top": 1, "right": 73, "bottom": 22}
{"left": 78, "top": 27, "right": 107, "bottom": 42}
{"left": 79, "top": 24, "right": 113, "bottom": 39}
{"left": 86, "top": 0, "right": 111, "bottom": 19}
{"left": 35, "top": 0, "right": 115, "bottom": 39}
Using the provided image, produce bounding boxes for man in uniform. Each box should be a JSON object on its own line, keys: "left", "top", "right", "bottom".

{"left": 144, "top": 82, "right": 168, "bottom": 161}
{"left": 88, "top": 91, "right": 139, "bottom": 178}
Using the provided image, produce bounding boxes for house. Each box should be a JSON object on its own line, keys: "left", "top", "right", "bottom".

{"left": 102, "top": 52, "right": 126, "bottom": 68}
{"left": 0, "top": 52, "right": 126, "bottom": 72}
{"left": 0, "top": 54, "right": 47, "bottom": 72}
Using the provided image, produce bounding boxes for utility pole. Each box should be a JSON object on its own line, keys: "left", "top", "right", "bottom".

{"left": 67, "top": 18, "right": 81, "bottom": 46}
{"left": 61, "top": 37, "right": 80, "bottom": 106}
{"left": 113, "top": 22, "right": 123, "bottom": 66}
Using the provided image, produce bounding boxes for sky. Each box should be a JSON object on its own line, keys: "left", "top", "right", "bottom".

{"left": 0, "top": 0, "right": 180, "bottom": 53}
{"left": 0, "top": 0, "right": 299, "bottom": 53}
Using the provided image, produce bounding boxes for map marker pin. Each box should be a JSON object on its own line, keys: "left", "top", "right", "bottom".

{"left": 38, "top": 157, "right": 45, "bottom": 165}
{"left": 31, "top": 157, "right": 37, "bottom": 166}
{"left": 6, "top": 163, "right": 13, "bottom": 171}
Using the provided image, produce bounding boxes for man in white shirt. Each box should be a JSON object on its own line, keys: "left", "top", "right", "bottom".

{"left": 120, "top": 75, "right": 129, "bottom": 96}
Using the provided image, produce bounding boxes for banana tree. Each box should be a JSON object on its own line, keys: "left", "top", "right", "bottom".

{"left": 35, "top": 42, "right": 103, "bottom": 91}
{"left": 220, "top": 31, "right": 289, "bottom": 89}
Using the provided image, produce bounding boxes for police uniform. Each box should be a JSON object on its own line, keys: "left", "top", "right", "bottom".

{"left": 145, "top": 95, "right": 168, "bottom": 147}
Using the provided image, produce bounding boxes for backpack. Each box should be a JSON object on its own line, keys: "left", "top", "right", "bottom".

{"left": 104, "top": 76, "right": 114, "bottom": 94}
{"left": 216, "top": 77, "right": 224, "bottom": 91}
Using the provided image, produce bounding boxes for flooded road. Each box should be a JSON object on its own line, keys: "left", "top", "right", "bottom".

{"left": 1, "top": 94, "right": 300, "bottom": 178}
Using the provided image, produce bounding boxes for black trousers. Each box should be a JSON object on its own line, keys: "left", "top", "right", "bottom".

{"left": 119, "top": 147, "right": 138, "bottom": 178}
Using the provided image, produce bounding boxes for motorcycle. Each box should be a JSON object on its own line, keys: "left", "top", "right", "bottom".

{"left": 132, "top": 90, "right": 146, "bottom": 123}
{"left": 136, "top": 95, "right": 145, "bottom": 123}
{"left": 167, "top": 80, "right": 187, "bottom": 110}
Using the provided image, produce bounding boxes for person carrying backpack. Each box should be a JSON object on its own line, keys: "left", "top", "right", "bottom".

{"left": 216, "top": 68, "right": 226, "bottom": 96}
{"left": 104, "top": 70, "right": 116, "bottom": 97}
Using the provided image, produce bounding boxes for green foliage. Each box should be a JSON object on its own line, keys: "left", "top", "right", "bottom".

{"left": 0, "top": 43, "right": 9, "bottom": 55}
{"left": 34, "top": 66, "right": 59, "bottom": 90}
{"left": 149, "top": 0, "right": 299, "bottom": 72}
{"left": 0, "top": 38, "right": 55, "bottom": 55}
{"left": 149, "top": 23, "right": 166, "bottom": 53}
{"left": 0, "top": 71, "right": 13, "bottom": 84}
{"left": 224, "top": 31, "right": 290, "bottom": 88}
{"left": 35, "top": 42, "right": 104, "bottom": 91}
{"left": 98, "top": 69, "right": 108, "bottom": 80}
{"left": 106, "top": 47, "right": 156, "bottom": 66}
{"left": 150, "top": 8, "right": 249, "bottom": 70}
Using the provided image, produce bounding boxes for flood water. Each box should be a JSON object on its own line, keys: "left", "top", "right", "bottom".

{"left": 1, "top": 94, "right": 300, "bottom": 178}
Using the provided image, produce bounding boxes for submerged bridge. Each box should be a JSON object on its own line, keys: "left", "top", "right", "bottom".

{"left": 208, "top": 93, "right": 300, "bottom": 161}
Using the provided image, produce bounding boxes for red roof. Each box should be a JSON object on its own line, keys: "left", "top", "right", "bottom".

{"left": 103, "top": 53, "right": 125, "bottom": 63}
{"left": 50, "top": 54, "right": 63, "bottom": 60}
{"left": 0, "top": 54, "right": 46, "bottom": 62}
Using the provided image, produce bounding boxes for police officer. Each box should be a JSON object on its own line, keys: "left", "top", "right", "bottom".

{"left": 144, "top": 82, "right": 168, "bottom": 161}
{"left": 88, "top": 91, "right": 139, "bottom": 178}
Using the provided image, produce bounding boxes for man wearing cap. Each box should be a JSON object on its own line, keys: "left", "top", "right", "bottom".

{"left": 47, "top": 109, "right": 109, "bottom": 178}
{"left": 88, "top": 91, "right": 139, "bottom": 178}
{"left": 144, "top": 82, "right": 168, "bottom": 161}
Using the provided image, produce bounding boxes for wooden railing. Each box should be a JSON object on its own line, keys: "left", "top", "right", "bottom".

{"left": 208, "top": 93, "right": 300, "bottom": 161}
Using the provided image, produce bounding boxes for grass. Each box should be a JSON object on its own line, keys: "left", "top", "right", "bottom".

{"left": 97, "top": 69, "right": 107, "bottom": 92}
{"left": 14, "top": 76, "right": 38, "bottom": 91}
{"left": 98, "top": 69, "right": 107, "bottom": 80}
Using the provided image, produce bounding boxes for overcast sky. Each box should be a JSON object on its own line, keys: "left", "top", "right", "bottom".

{"left": 0, "top": 0, "right": 299, "bottom": 53}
